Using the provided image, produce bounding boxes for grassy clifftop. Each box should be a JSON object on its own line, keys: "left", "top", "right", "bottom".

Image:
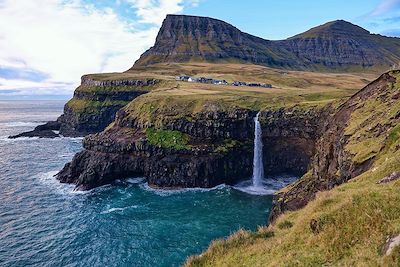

{"left": 185, "top": 71, "right": 400, "bottom": 266}
{"left": 119, "top": 63, "right": 375, "bottom": 126}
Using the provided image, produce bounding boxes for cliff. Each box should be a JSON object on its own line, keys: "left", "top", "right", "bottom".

{"left": 134, "top": 15, "right": 400, "bottom": 71}
{"left": 57, "top": 75, "right": 159, "bottom": 136}
{"left": 56, "top": 96, "right": 329, "bottom": 190}
{"left": 54, "top": 58, "right": 372, "bottom": 190}
{"left": 10, "top": 74, "right": 160, "bottom": 138}
{"left": 269, "top": 70, "right": 400, "bottom": 222}
{"left": 185, "top": 70, "right": 400, "bottom": 266}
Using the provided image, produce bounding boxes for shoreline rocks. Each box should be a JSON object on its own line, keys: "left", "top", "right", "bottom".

{"left": 9, "top": 121, "right": 61, "bottom": 139}
{"left": 56, "top": 106, "right": 329, "bottom": 190}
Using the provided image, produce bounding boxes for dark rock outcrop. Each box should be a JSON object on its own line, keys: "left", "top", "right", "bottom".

{"left": 11, "top": 77, "right": 159, "bottom": 138}
{"left": 133, "top": 15, "right": 400, "bottom": 71}
{"left": 269, "top": 71, "right": 400, "bottom": 223}
{"left": 56, "top": 105, "right": 329, "bottom": 190}
{"left": 9, "top": 121, "right": 61, "bottom": 139}
{"left": 58, "top": 78, "right": 158, "bottom": 137}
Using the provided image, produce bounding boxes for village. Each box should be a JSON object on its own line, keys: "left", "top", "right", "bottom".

{"left": 175, "top": 75, "right": 272, "bottom": 88}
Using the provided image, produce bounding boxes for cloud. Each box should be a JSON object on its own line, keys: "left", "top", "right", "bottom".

{"left": 128, "top": 0, "right": 184, "bottom": 25}
{"left": 370, "top": 0, "right": 400, "bottom": 16}
{"left": 126, "top": 0, "right": 198, "bottom": 25}
{"left": 0, "top": 0, "right": 194, "bottom": 96}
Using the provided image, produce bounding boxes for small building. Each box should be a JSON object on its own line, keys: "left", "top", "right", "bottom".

{"left": 198, "top": 77, "right": 214, "bottom": 84}
{"left": 175, "top": 75, "right": 192, "bottom": 82}
{"left": 248, "top": 83, "right": 272, "bottom": 88}
{"left": 213, "top": 79, "right": 228, "bottom": 85}
{"left": 261, "top": 83, "right": 272, "bottom": 88}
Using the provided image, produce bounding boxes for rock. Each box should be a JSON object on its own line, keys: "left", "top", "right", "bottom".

{"left": 11, "top": 78, "right": 158, "bottom": 138}
{"left": 310, "top": 219, "right": 319, "bottom": 234}
{"left": 133, "top": 15, "right": 400, "bottom": 71}
{"left": 56, "top": 105, "right": 329, "bottom": 190}
{"left": 383, "top": 235, "right": 400, "bottom": 256}
{"left": 269, "top": 71, "right": 400, "bottom": 223}
{"left": 377, "top": 172, "right": 400, "bottom": 184}
{"left": 9, "top": 121, "right": 61, "bottom": 139}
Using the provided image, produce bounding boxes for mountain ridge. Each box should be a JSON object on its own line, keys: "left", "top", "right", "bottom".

{"left": 133, "top": 15, "right": 400, "bottom": 71}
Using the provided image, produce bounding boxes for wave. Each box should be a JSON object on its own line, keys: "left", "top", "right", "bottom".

{"left": 35, "top": 170, "right": 116, "bottom": 196}
{"left": 139, "top": 183, "right": 228, "bottom": 196}
{"left": 125, "top": 177, "right": 146, "bottom": 184}
{"left": 35, "top": 170, "right": 76, "bottom": 196}
{"left": 0, "top": 136, "right": 83, "bottom": 142}
{"left": 100, "top": 205, "right": 139, "bottom": 214}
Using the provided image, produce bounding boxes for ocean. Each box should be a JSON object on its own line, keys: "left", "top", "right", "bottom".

{"left": 0, "top": 100, "right": 275, "bottom": 266}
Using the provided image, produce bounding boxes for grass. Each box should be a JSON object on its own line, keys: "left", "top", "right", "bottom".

{"left": 67, "top": 62, "right": 378, "bottom": 126}
{"left": 344, "top": 73, "right": 400, "bottom": 164}
{"left": 184, "top": 70, "right": 400, "bottom": 267}
{"left": 185, "top": 150, "right": 400, "bottom": 266}
{"left": 66, "top": 98, "right": 129, "bottom": 114}
{"left": 214, "top": 139, "right": 241, "bottom": 153}
{"left": 145, "top": 127, "right": 190, "bottom": 150}
{"left": 113, "top": 62, "right": 378, "bottom": 127}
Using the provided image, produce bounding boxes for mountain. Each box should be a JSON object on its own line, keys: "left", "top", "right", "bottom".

{"left": 133, "top": 14, "right": 300, "bottom": 69}
{"left": 133, "top": 15, "right": 400, "bottom": 71}
{"left": 279, "top": 20, "right": 400, "bottom": 69}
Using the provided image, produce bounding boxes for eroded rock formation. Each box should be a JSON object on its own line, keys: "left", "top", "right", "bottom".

{"left": 56, "top": 105, "right": 329, "bottom": 190}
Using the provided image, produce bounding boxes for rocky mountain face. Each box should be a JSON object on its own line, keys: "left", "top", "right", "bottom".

{"left": 56, "top": 105, "right": 329, "bottom": 190}
{"left": 134, "top": 15, "right": 400, "bottom": 71}
{"left": 134, "top": 15, "right": 299, "bottom": 69}
{"left": 269, "top": 70, "right": 400, "bottom": 222}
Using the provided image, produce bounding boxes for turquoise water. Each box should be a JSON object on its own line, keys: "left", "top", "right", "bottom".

{"left": 0, "top": 101, "right": 275, "bottom": 266}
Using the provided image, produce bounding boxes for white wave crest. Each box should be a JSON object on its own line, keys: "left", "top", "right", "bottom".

{"left": 35, "top": 170, "right": 76, "bottom": 195}
{"left": 139, "top": 183, "right": 228, "bottom": 196}
{"left": 100, "top": 205, "right": 138, "bottom": 214}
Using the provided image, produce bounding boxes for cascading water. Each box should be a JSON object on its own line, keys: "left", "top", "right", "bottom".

{"left": 233, "top": 111, "right": 298, "bottom": 195}
{"left": 252, "top": 112, "right": 264, "bottom": 187}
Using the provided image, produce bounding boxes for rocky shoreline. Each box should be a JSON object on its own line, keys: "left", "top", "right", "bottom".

{"left": 56, "top": 105, "right": 328, "bottom": 190}
{"left": 9, "top": 77, "right": 158, "bottom": 139}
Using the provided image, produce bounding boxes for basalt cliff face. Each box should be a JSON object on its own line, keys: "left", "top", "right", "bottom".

{"left": 10, "top": 76, "right": 159, "bottom": 138}
{"left": 134, "top": 15, "right": 400, "bottom": 71}
{"left": 56, "top": 76, "right": 158, "bottom": 137}
{"left": 56, "top": 104, "right": 329, "bottom": 190}
{"left": 269, "top": 70, "right": 400, "bottom": 222}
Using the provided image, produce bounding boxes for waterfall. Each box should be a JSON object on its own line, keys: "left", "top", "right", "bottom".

{"left": 234, "top": 111, "right": 297, "bottom": 195}
{"left": 252, "top": 112, "right": 264, "bottom": 187}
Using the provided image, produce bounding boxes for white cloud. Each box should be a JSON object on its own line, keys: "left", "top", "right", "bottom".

{"left": 370, "top": 0, "right": 400, "bottom": 16}
{"left": 127, "top": 0, "right": 199, "bottom": 25}
{"left": 0, "top": 0, "right": 194, "bottom": 96}
{"left": 128, "top": 0, "right": 185, "bottom": 25}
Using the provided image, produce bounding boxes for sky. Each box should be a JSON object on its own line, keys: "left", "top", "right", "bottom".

{"left": 0, "top": 0, "right": 399, "bottom": 99}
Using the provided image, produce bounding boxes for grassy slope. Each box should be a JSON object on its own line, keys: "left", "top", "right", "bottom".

{"left": 64, "top": 78, "right": 172, "bottom": 115}
{"left": 119, "top": 63, "right": 375, "bottom": 125}
{"left": 185, "top": 72, "right": 400, "bottom": 266}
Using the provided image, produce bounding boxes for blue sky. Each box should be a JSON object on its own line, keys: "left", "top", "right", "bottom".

{"left": 0, "top": 0, "right": 399, "bottom": 98}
